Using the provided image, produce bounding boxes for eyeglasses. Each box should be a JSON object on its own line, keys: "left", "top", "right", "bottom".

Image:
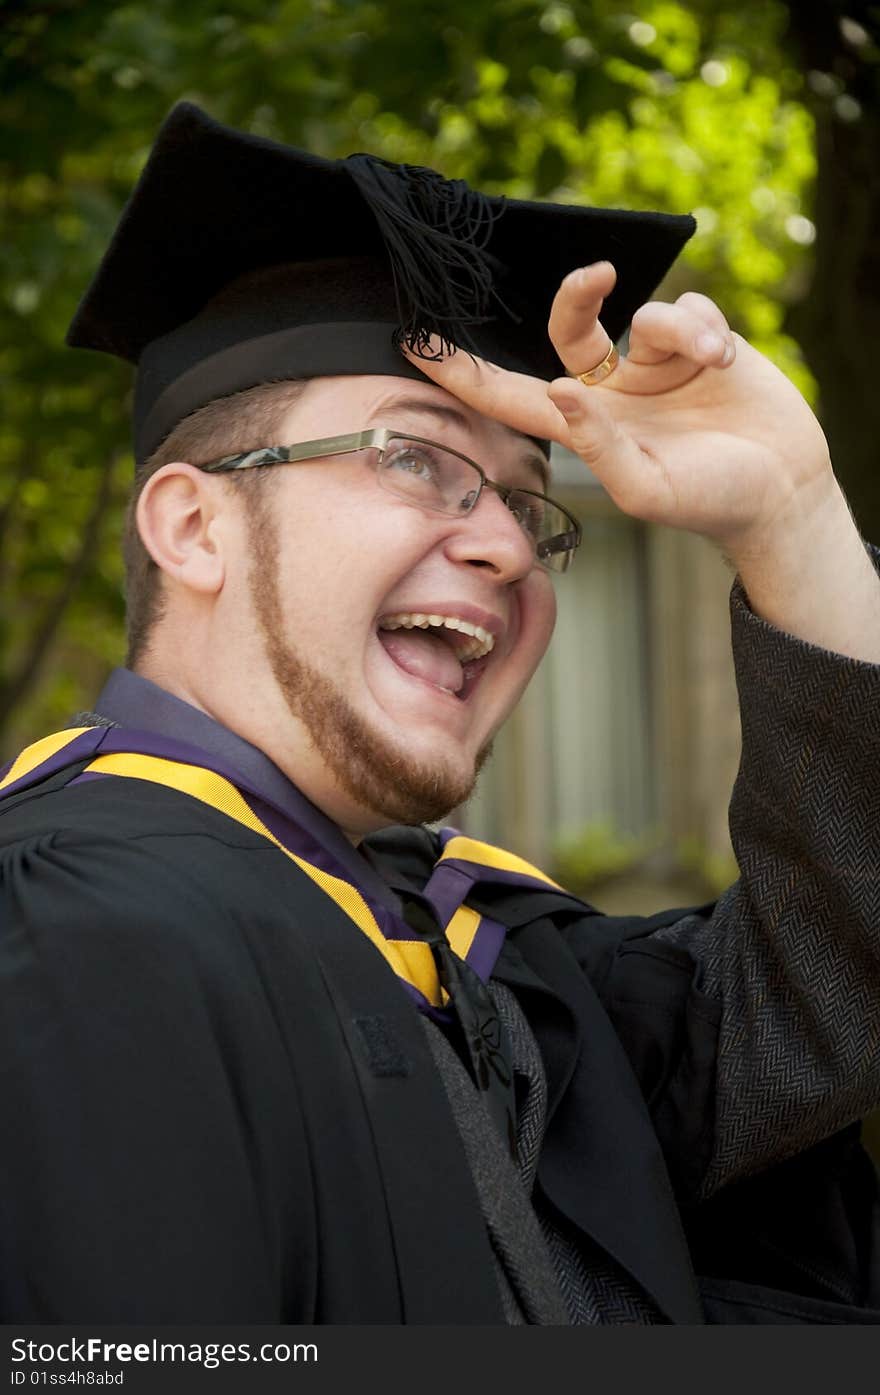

{"left": 200, "top": 428, "right": 581, "bottom": 573}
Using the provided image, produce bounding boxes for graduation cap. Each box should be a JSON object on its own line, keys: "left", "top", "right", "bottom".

{"left": 67, "top": 101, "right": 696, "bottom": 464}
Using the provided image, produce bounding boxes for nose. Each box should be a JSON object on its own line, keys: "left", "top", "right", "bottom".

{"left": 443, "top": 485, "right": 537, "bottom": 581}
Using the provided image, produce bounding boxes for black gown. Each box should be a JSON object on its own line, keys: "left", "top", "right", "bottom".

{"left": 2, "top": 574, "right": 880, "bottom": 1323}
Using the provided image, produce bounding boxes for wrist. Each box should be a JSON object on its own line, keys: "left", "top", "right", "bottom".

{"left": 723, "top": 476, "right": 880, "bottom": 662}
{"left": 719, "top": 459, "right": 838, "bottom": 574}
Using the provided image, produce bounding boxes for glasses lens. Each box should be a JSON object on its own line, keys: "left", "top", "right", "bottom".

{"left": 378, "top": 437, "right": 482, "bottom": 514}
{"left": 376, "top": 437, "right": 578, "bottom": 572}
{"left": 507, "top": 490, "right": 579, "bottom": 573}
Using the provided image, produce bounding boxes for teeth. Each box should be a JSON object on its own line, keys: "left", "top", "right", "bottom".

{"left": 379, "top": 612, "right": 495, "bottom": 661}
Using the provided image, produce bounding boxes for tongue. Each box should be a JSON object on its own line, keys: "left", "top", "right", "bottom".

{"left": 378, "top": 628, "right": 465, "bottom": 694}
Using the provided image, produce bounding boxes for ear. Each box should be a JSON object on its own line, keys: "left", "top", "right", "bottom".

{"left": 136, "top": 462, "right": 227, "bottom": 596}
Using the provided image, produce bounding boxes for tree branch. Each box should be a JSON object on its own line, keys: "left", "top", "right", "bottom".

{"left": 0, "top": 455, "right": 31, "bottom": 589}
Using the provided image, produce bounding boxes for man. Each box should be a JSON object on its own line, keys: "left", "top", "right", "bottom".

{"left": 1, "top": 101, "right": 879, "bottom": 1324}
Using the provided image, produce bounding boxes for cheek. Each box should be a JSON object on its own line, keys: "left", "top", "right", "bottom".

{"left": 518, "top": 573, "right": 557, "bottom": 668}
{"left": 484, "top": 576, "right": 555, "bottom": 728}
{"left": 278, "top": 480, "right": 431, "bottom": 575}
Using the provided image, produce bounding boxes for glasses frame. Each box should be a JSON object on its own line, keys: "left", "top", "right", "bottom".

{"left": 200, "top": 427, "right": 582, "bottom": 572}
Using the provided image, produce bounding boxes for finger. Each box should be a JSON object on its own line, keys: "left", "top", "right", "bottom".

{"left": 674, "top": 290, "right": 732, "bottom": 338}
{"left": 547, "top": 262, "right": 618, "bottom": 376}
{"left": 401, "top": 339, "right": 569, "bottom": 443}
{"left": 627, "top": 300, "right": 735, "bottom": 368}
{"left": 546, "top": 377, "right": 669, "bottom": 520}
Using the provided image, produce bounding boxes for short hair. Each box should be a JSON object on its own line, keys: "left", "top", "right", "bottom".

{"left": 123, "top": 379, "right": 308, "bottom": 666}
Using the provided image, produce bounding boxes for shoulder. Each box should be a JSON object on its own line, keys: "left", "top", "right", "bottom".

{"left": 0, "top": 770, "right": 268, "bottom": 850}
{"left": 0, "top": 775, "right": 344, "bottom": 1086}
{"left": 0, "top": 775, "right": 290, "bottom": 965}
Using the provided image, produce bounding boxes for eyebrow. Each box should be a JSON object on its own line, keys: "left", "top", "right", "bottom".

{"left": 369, "top": 393, "right": 551, "bottom": 493}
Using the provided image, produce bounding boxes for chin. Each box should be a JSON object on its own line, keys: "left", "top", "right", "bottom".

{"left": 347, "top": 738, "right": 491, "bottom": 830}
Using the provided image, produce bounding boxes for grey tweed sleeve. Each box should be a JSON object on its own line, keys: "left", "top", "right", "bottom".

{"left": 655, "top": 542, "right": 880, "bottom": 1197}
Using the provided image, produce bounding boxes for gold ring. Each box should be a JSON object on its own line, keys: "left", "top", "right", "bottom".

{"left": 573, "top": 344, "right": 619, "bottom": 386}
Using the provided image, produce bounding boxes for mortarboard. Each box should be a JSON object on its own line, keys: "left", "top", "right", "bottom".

{"left": 66, "top": 101, "right": 696, "bottom": 464}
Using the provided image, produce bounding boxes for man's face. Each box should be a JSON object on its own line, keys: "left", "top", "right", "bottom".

{"left": 233, "top": 375, "right": 558, "bottom": 836}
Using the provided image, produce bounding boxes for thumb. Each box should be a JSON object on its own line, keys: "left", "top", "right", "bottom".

{"left": 548, "top": 378, "right": 625, "bottom": 470}
{"left": 547, "top": 379, "right": 651, "bottom": 518}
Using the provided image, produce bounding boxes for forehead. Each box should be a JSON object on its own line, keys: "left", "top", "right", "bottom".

{"left": 281, "top": 376, "right": 551, "bottom": 492}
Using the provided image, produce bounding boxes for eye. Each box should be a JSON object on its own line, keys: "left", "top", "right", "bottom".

{"left": 507, "top": 492, "right": 545, "bottom": 539}
{"left": 385, "top": 443, "right": 442, "bottom": 484}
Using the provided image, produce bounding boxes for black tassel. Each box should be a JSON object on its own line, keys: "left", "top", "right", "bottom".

{"left": 344, "top": 153, "right": 513, "bottom": 359}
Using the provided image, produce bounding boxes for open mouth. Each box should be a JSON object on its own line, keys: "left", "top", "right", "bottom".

{"left": 376, "top": 611, "right": 495, "bottom": 700}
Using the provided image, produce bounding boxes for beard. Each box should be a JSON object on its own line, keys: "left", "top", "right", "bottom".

{"left": 245, "top": 497, "right": 492, "bottom": 826}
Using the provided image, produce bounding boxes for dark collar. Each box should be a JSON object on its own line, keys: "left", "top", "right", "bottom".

{"left": 92, "top": 667, "right": 401, "bottom": 911}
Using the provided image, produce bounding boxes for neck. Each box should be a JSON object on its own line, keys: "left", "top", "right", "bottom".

{"left": 132, "top": 656, "right": 385, "bottom": 845}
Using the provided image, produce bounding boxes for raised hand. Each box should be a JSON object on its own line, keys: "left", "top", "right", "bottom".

{"left": 406, "top": 261, "right": 832, "bottom": 555}
{"left": 405, "top": 262, "right": 880, "bottom": 662}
